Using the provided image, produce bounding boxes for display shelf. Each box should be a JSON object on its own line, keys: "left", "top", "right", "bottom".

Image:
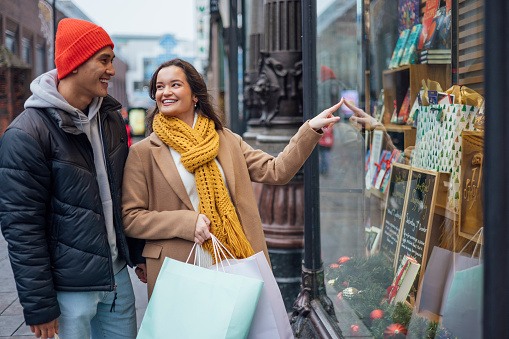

{"left": 384, "top": 123, "right": 416, "bottom": 150}
{"left": 382, "top": 64, "right": 451, "bottom": 125}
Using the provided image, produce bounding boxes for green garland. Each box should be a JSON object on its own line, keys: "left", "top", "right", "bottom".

{"left": 326, "top": 254, "right": 458, "bottom": 338}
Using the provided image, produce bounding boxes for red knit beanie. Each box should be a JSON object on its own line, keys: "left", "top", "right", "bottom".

{"left": 55, "top": 18, "right": 114, "bottom": 80}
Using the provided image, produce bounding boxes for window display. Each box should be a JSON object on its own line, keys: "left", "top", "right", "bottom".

{"left": 318, "top": 0, "right": 485, "bottom": 337}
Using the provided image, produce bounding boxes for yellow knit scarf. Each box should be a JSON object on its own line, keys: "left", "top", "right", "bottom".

{"left": 153, "top": 113, "right": 255, "bottom": 261}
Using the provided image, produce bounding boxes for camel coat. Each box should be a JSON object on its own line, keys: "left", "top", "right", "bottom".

{"left": 122, "top": 121, "right": 322, "bottom": 298}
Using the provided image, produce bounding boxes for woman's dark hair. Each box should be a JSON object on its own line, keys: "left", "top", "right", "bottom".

{"left": 145, "top": 58, "right": 223, "bottom": 135}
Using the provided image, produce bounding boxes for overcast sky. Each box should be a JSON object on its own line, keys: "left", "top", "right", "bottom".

{"left": 70, "top": 0, "right": 195, "bottom": 40}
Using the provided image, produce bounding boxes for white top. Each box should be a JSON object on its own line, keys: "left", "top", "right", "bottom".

{"left": 167, "top": 114, "right": 229, "bottom": 267}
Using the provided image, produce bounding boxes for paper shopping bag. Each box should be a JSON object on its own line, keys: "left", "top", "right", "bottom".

{"left": 137, "top": 257, "right": 263, "bottom": 339}
{"left": 417, "top": 246, "right": 480, "bottom": 315}
{"left": 210, "top": 252, "right": 294, "bottom": 339}
{"left": 442, "top": 264, "right": 483, "bottom": 339}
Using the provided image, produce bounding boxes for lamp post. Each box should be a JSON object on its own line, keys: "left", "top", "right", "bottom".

{"left": 290, "top": 0, "right": 343, "bottom": 337}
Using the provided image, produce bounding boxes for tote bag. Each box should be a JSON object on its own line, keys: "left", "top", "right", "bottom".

{"left": 442, "top": 264, "right": 483, "bottom": 339}
{"left": 137, "top": 245, "right": 264, "bottom": 339}
{"left": 417, "top": 228, "right": 482, "bottom": 315}
{"left": 208, "top": 236, "right": 294, "bottom": 339}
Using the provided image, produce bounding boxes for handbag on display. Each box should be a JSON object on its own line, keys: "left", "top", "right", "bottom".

{"left": 137, "top": 236, "right": 264, "bottom": 339}
{"left": 417, "top": 227, "right": 483, "bottom": 316}
{"left": 442, "top": 264, "right": 483, "bottom": 339}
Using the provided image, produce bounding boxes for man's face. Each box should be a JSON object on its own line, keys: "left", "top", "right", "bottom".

{"left": 73, "top": 46, "right": 115, "bottom": 100}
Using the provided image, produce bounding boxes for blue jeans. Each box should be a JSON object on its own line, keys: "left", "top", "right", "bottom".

{"left": 56, "top": 266, "right": 137, "bottom": 339}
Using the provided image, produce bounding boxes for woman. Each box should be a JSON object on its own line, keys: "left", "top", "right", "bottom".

{"left": 122, "top": 58, "right": 343, "bottom": 298}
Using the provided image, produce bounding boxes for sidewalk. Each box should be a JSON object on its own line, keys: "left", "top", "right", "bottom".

{"left": 0, "top": 234, "right": 148, "bottom": 338}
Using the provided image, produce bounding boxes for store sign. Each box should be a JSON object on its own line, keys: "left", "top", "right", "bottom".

{"left": 459, "top": 131, "right": 484, "bottom": 239}
{"left": 380, "top": 164, "right": 441, "bottom": 293}
{"left": 380, "top": 163, "right": 411, "bottom": 265}
{"left": 396, "top": 168, "right": 438, "bottom": 271}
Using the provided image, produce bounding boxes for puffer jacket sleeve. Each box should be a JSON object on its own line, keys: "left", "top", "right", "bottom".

{"left": 0, "top": 127, "right": 60, "bottom": 326}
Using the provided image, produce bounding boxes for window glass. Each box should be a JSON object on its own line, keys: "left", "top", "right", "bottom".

{"left": 36, "top": 44, "right": 46, "bottom": 76}
{"left": 319, "top": 1, "right": 485, "bottom": 338}
{"left": 6, "top": 30, "right": 17, "bottom": 54}
{"left": 22, "top": 38, "right": 32, "bottom": 65}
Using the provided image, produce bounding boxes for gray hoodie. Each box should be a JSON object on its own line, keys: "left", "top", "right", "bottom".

{"left": 25, "top": 69, "right": 125, "bottom": 275}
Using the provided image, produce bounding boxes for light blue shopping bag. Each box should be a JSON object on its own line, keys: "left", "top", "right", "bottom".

{"left": 137, "top": 256, "right": 264, "bottom": 339}
{"left": 442, "top": 264, "right": 483, "bottom": 339}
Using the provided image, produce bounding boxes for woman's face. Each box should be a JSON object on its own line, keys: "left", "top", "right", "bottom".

{"left": 155, "top": 66, "right": 197, "bottom": 123}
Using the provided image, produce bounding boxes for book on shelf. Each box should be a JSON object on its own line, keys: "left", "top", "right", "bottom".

{"left": 398, "top": 88, "right": 411, "bottom": 124}
{"left": 418, "top": 0, "right": 440, "bottom": 49}
{"left": 380, "top": 149, "right": 401, "bottom": 194}
{"left": 419, "top": 49, "right": 451, "bottom": 56}
{"left": 386, "top": 255, "right": 421, "bottom": 305}
{"left": 389, "top": 29, "right": 410, "bottom": 69}
{"left": 406, "top": 94, "right": 421, "bottom": 126}
{"left": 437, "top": 5, "right": 452, "bottom": 49}
{"left": 420, "top": 58, "right": 451, "bottom": 65}
{"left": 398, "top": 0, "right": 419, "bottom": 33}
{"left": 424, "top": 7, "right": 448, "bottom": 50}
{"left": 420, "top": 54, "right": 451, "bottom": 61}
{"left": 420, "top": 56, "right": 451, "bottom": 62}
{"left": 400, "top": 24, "right": 423, "bottom": 66}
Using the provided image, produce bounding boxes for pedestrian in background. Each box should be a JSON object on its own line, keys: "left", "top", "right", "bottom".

{"left": 121, "top": 58, "right": 344, "bottom": 299}
{"left": 318, "top": 126, "right": 334, "bottom": 175}
{"left": 0, "top": 19, "right": 141, "bottom": 339}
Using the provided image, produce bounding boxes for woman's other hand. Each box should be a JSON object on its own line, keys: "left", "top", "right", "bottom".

{"left": 135, "top": 263, "right": 147, "bottom": 283}
{"left": 309, "top": 98, "right": 344, "bottom": 131}
{"left": 194, "top": 214, "right": 211, "bottom": 245}
{"left": 345, "top": 100, "right": 380, "bottom": 130}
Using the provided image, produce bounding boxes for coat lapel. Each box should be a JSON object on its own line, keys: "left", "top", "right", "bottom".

{"left": 217, "top": 131, "right": 237, "bottom": 203}
{"left": 150, "top": 133, "right": 195, "bottom": 211}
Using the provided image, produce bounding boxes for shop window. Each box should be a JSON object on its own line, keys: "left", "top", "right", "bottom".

{"left": 319, "top": 0, "right": 485, "bottom": 338}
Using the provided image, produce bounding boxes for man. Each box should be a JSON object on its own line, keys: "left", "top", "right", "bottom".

{"left": 0, "top": 18, "right": 139, "bottom": 339}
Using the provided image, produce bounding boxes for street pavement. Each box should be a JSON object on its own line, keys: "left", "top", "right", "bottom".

{"left": 0, "top": 234, "right": 148, "bottom": 338}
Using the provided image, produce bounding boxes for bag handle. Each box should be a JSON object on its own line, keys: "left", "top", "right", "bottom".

{"left": 184, "top": 235, "right": 239, "bottom": 271}
{"left": 458, "top": 227, "right": 484, "bottom": 259}
{"left": 185, "top": 243, "right": 198, "bottom": 264}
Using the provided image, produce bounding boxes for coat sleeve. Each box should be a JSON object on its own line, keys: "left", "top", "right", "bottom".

{"left": 237, "top": 121, "right": 323, "bottom": 184}
{"left": 122, "top": 145, "right": 198, "bottom": 241}
{"left": 0, "top": 128, "right": 60, "bottom": 326}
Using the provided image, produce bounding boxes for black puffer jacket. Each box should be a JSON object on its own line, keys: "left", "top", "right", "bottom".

{"left": 0, "top": 95, "right": 134, "bottom": 326}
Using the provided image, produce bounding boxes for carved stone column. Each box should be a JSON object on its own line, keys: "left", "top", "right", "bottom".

{"left": 244, "top": 0, "right": 305, "bottom": 310}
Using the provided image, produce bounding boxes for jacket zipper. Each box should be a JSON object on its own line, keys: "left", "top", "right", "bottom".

{"left": 110, "top": 283, "right": 118, "bottom": 312}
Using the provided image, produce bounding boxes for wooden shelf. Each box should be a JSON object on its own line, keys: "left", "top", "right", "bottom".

{"left": 384, "top": 124, "right": 415, "bottom": 132}
{"left": 382, "top": 64, "right": 452, "bottom": 125}
{"left": 384, "top": 124, "right": 417, "bottom": 150}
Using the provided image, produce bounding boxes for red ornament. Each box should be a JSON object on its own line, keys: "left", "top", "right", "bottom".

{"left": 384, "top": 323, "right": 408, "bottom": 338}
{"left": 369, "top": 309, "right": 384, "bottom": 321}
{"left": 329, "top": 263, "right": 340, "bottom": 269}
{"left": 343, "top": 281, "right": 349, "bottom": 288}
{"left": 349, "top": 324, "right": 359, "bottom": 335}
{"left": 337, "top": 256, "right": 351, "bottom": 265}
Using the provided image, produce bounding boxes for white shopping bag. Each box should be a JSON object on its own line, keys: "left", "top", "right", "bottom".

{"left": 208, "top": 236, "right": 294, "bottom": 339}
